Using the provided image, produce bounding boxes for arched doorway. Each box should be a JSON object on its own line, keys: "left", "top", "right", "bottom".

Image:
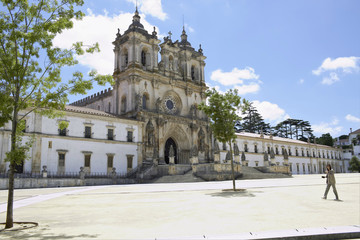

{"left": 164, "top": 138, "right": 177, "bottom": 164}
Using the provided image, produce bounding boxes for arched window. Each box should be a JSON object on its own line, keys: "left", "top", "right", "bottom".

{"left": 142, "top": 94, "right": 147, "bottom": 110}
{"left": 141, "top": 50, "right": 146, "bottom": 66}
{"left": 125, "top": 53, "right": 128, "bottom": 66}
{"left": 121, "top": 96, "right": 127, "bottom": 113}
{"left": 191, "top": 65, "right": 195, "bottom": 80}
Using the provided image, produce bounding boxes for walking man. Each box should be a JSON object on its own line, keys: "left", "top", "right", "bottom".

{"left": 322, "top": 164, "right": 340, "bottom": 200}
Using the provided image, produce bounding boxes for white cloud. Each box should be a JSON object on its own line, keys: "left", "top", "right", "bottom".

{"left": 127, "top": 0, "right": 167, "bottom": 20}
{"left": 321, "top": 72, "right": 340, "bottom": 85}
{"left": 234, "top": 84, "right": 260, "bottom": 95}
{"left": 312, "top": 118, "right": 343, "bottom": 136}
{"left": 210, "top": 67, "right": 260, "bottom": 86}
{"left": 252, "top": 100, "right": 290, "bottom": 124}
{"left": 298, "top": 78, "right": 304, "bottom": 84}
{"left": 53, "top": 9, "right": 159, "bottom": 75}
{"left": 312, "top": 56, "right": 360, "bottom": 75}
{"left": 345, "top": 114, "right": 360, "bottom": 123}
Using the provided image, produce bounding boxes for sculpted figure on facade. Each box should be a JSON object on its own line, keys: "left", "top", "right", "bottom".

{"left": 146, "top": 120, "right": 155, "bottom": 146}
{"left": 198, "top": 127, "right": 205, "bottom": 152}
{"left": 135, "top": 94, "right": 142, "bottom": 111}
{"left": 233, "top": 143, "right": 240, "bottom": 156}
{"left": 169, "top": 144, "right": 175, "bottom": 158}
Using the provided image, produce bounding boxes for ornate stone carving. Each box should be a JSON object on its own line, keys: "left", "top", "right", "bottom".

{"left": 156, "top": 117, "right": 165, "bottom": 127}
{"left": 146, "top": 120, "right": 155, "bottom": 146}
{"left": 156, "top": 97, "right": 162, "bottom": 113}
{"left": 169, "top": 145, "right": 175, "bottom": 157}
{"left": 214, "top": 140, "right": 220, "bottom": 153}
{"left": 198, "top": 128, "right": 205, "bottom": 152}
{"left": 191, "top": 145, "right": 198, "bottom": 157}
{"left": 241, "top": 151, "right": 246, "bottom": 162}
{"left": 233, "top": 143, "right": 240, "bottom": 156}
{"left": 264, "top": 151, "right": 269, "bottom": 161}
{"left": 135, "top": 94, "right": 142, "bottom": 111}
{"left": 189, "top": 122, "right": 198, "bottom": 131}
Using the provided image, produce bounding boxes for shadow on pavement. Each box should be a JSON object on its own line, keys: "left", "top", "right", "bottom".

{"left": 0, "top": 229, "right": 99, "bottom": 240}
{"left": 206, "top": 189, "right": 261, "bottom": 198}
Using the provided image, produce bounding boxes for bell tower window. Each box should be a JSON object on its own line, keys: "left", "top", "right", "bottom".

{"left": 191, "top": 65, "right": 195, "bottom": 80}
{"left": 141, "top": 50, "right": 146, "bottom": 66}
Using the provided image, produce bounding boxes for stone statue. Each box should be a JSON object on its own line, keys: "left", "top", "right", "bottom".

{"left": 264, "top": 151, "right": 269, "bottom": 161}
{"left": 270, "top": 147, "right": 275, "bottom": 159}
{"left": 233, "top": 143, "right": 240, "bottom": 156}
{"left": 146, "top": 120, "right": 155, "bottom": 146}
{"left": 241, "top": 151, "right": 246, "bottom": 162}
{"left": 198, "top": 128, "right": 205, "bottom": 152}
{"left": 156, "top": 97, "right": 162, "bottom": 113}
{"left": 214, "top": 140, "right": 220, "bottom": 153}
{"left": 191, "top": 145, "right": 198, "bottom": 157}
{"left": 225, "top": 150, "right": 231, "bottom": 162}
{"left": 169, "top": 145, "right": 174, "bottom": 157}
{"left": 283, "top": 149, "right": 289, "bottom": 160}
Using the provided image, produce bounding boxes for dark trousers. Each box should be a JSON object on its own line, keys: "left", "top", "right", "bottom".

{"left": 324, "top": 183, "right": 339, "bottom": 199}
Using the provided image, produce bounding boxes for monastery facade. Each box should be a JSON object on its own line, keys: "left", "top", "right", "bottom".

{"left": 0, "top": 9, "right": 349, "bottom": 178}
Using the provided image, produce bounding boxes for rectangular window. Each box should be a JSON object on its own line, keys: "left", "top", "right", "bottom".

{"left": 254, "top": 145, "right": 258, "bottom": 153}
{"left": 108, "top": 129, "right": 114, "bottom": 140}
{"left": 59, "top": 128, "right": 67, "bottom": 136}
{"left": 302, "top": 150, "right": 304, "bottom": 157}
{"left": 48, "top": 141, "right": 52, "bottom": 148}
{"left": 308, "top": 164, "right": 311, "bottom": 173}
{"left": 127, "top": 131, "right": 133, "bottom": 142}
{"left": 107, "top": 155, "right": 114, "bottom": 168}
{"left": 296, "top": 149, "right": 298, "bottom": 156}
{"left": 288, "top": 149, "right": 292, "bottom": 156}
{"left": 302, "top": 163, "right": 306, "bottom": 173}
{"left": 255, "top": 161, "right": 259, "bottom": 167}
{"left": 314, "top": 165, "right": 316, "bottom": 173}
{"left": 267, "top": 147, "right": 270, "bottom": 153}
{"left": 127, "top": 155, "right": 133, "bottom": 169}
{"left": 58, "top": 153, "right": 65, "bottom": 167}
{"left": 296, "top": 163, "right": 299, "bottom": 172}
{"left": 244, "top": 144, "right": 248, "bottom": 152}
{"left": 290, "top": 164, "right": 292, "bottom": 172}
{"left": 84, "top": 155, "right": 91, "bottom": 167}
{"left": 85, "top": 126, "right": 92, "bottom": 138}
{"left": 275, "top": 147, "right": 279, "bottom": 155}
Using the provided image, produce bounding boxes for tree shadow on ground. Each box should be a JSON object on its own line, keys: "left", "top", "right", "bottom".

{"left": 206, "top": 189, "right": 261, "bottom": 198}
{"left": 0, "top": 228, "right": 99, "bottom": 240}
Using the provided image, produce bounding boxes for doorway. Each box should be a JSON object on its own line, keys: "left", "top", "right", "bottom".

{"left": 164, "top": 138, "right": 177, "bottom": 164}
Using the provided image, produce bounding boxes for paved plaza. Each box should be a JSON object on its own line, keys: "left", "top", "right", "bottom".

{"left": 0, "top": 173, "right": 359, "bottom": 239}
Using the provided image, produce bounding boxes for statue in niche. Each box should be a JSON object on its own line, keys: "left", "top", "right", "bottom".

{"left": 169, "top": 59, "right": 173, "bottom": 71}
{"left": 146, "top": 120, "right": 155, "bottom": 146}
{"left": 233, "top": 143, "right": 240, "bottom": 156}
{"left": 214, "top": 140, "right": 220, "bottom": 153}
{"left": 198, "top": 128, "right": 205, "bottom": 152}
{"left": 169, "top": 145, "right": 174, "bottom": 158}
{"left": 191, "top": 145, "right": 198, "bottom": 157}
{"left": 156, "top": 97, "right": 162, "bottom": 113}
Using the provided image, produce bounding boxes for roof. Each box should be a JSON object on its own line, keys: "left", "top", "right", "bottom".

{"left": 236, "top": 131, "right": 335, "bottom": 149}
{"left": 65, "top": 105, "right": 115, "bottom": 118}
{"left": 350, "top": 128, "right": 360, "bottom": 135}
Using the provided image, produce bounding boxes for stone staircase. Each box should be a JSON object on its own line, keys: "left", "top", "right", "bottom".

{"left": 151, "top": 169, "right": 204, "bottom": 183}
{"left": 150, "top": 166, "right": 291, "bottom": 183}
{"left": 241, "top": 166, "right": 291, "bottom": 179}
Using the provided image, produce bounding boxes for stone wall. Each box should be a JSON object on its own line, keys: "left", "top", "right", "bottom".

{"left": 0, "top": 178, "right": 136, "bottom": 190}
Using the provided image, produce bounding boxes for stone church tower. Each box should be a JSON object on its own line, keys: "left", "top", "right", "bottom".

{"left": 112, "top": 8, "right": 211, "bottom": 165}
{"left": 73, "top": 8, "right": 212, "bottom": 167}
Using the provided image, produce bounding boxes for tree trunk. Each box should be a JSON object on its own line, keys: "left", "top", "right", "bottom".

{"left": 5, "top": 109, "right": 18, "bottom": 229}
{"left": 229, "top": 141, "right": 236, "bottom": 191}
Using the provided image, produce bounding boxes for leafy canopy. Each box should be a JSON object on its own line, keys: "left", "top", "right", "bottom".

{"left": 199, "top": 88, "right": 248, "bottom": 144}
{"left": 0, "top": 0, "right": 113, "bottom": 127}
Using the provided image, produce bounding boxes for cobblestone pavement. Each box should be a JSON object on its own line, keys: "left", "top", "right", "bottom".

{"left": 0, "top": 173, "right": 359, "bottom": 239}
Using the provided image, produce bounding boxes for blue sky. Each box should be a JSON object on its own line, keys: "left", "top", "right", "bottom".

{"left": 55, "top": 0, "right": 360, "bottom": 137}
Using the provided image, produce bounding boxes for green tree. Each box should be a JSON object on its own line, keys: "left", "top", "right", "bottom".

{"left": 349, "top": 156, "right": 360, "bottom": 173}
{"left": 316, "top": 133, "right": 334, "bottom": 147}
{"left": 0, "top": 0, "right": 112, "bottom": 228}
{"left": 273, "top": 119, "right": 313, "bottom": 141}
{"left": 199, "top": 88, "right": 248, "bottom": 191}
{"left": 236, "top": 102, "right": 271, "bottom": 134}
